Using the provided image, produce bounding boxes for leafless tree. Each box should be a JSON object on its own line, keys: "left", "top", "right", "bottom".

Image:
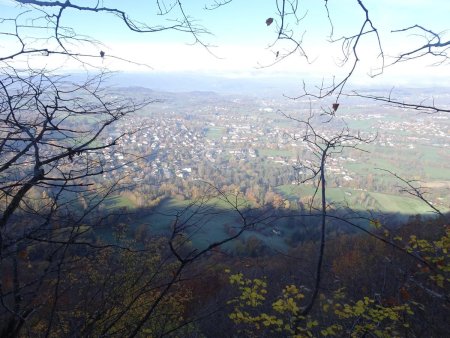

{"left": 126, "top": 184, "right": 275, "bottom": 337}
{"left": 0, "top": 60, "right": 158, "bottom": 335}
{"left": 264, "top": 2, "right": 449, "bottom": 323}
{"left": 2, "top": 0, "right": 449, "bottom": 336}
{"left": 276, "top": 100, "right": 449, "bottom": 335}
{"left": 265, "top": 1, "right": 450, "bottom": 113}
{"left": 0, "top": 1, "right": 282, "bottom": 335}
{"left": 0, "top": 1, "right": 237, "bottom": 336}
{"left": 279, "top": 106, "right": 375, "bottom": 321}
{"left": 269, "top": 2, "right": 450, "bottom": 320}
{"left": 375, "top": 168, "right": 446, "bottom": 218}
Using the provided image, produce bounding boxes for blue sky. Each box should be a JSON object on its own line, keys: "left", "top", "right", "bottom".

{"left": 1, "top": 0, "right": 450, "bottom": 86}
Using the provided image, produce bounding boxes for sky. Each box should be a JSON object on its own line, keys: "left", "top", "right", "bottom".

{"left": 1, "top": 0, "right": 450, "bottom": 87}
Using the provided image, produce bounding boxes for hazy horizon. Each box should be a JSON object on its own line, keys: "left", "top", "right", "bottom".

{"left": 73, "top": 71, "right": 450, "bottom": 98}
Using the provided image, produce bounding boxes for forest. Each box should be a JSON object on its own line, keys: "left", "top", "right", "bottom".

{"left": 1, "top": 1, "right": 449, "bottom": 337}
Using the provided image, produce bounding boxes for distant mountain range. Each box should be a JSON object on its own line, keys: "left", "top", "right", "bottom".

{"left": 66, "top": 71, "right": 450, "bottom": 99}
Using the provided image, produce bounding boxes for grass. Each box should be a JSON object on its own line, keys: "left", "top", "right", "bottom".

{"left": 137, "top": 197, "right": 244, "bottom": 249}
{"left": 424, "top": 166, "right": 450, "bottom": 180}
{"left": 97, "top": 186, "right": 447, "bottom": 254}
{"left": 345, "top": 120, "right": 373, "bottom": 131}
{"left": 367, "top": 191, "right": 436, "bottom": 214}
{"left": 276, "top": 184, "right": 316, "bottom": 197}
{"left": 105, "top": 195, "right": 137, "bottom": 209}
{"left": 415, "top": 145, "right": 441, "bottom": 162}
{"left": 342, "top": 143, "right": 450, "bottom": 183}
{"left": 206, "top": 127, "right": 225, "bottom": 140}
{"left": 100, "top": 195, "right": 299, "bottom": 252}
{"left": 276, "top": 184, "right": 443, "bottom": 214}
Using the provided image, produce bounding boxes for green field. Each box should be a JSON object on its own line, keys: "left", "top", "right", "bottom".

{"left": 276, "top": 184, "right": 445, "bottom": 214}
{"left": 106, "top": 195, "right": 137, "bottom": 209}
{"left": 99, "top": 182, "right": 446, "bottom": 253}
{"left": 135, "top": 197, "right": 292, "bottom": 251}
{"left": 205, "top": 126, "right": 225, "bottom": 140}
{"left": 341, "top": 142, "right": 450, "bottom": 183}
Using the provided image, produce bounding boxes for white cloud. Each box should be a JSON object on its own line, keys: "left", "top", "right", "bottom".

{"left": 3, "top": 35, "right": 449, "bottom": 88}
{"left": 68, "top": 40, "right": 450, "bottom": 87}
{"left": 101, "top": 42, "right": 272, "bottom": 73}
